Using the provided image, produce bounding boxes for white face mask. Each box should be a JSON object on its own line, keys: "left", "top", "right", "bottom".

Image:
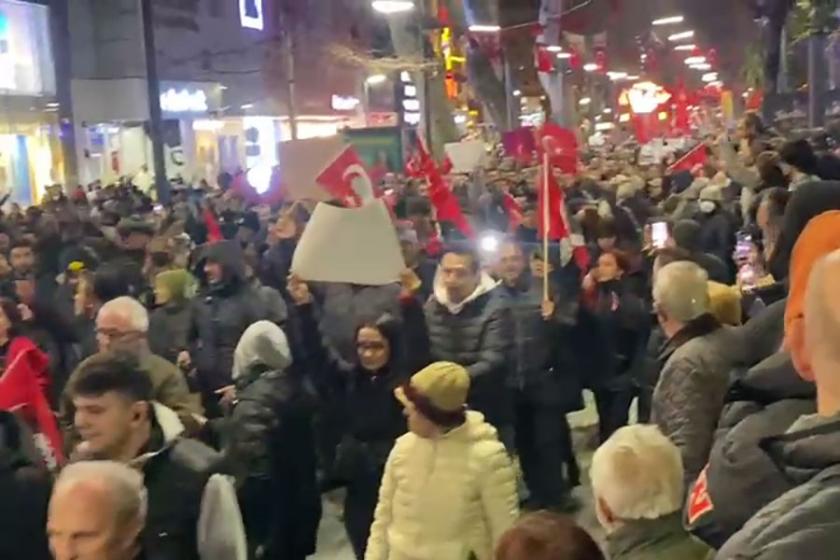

{"left": 699, "top": 200, "right": 717, "bottom": 214}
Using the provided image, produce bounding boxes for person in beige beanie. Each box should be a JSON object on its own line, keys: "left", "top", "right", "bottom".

{"left": 365, "top": 362, "right": 518, "bottom": 560}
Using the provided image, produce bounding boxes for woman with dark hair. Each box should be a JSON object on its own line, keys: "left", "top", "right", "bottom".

{"left": 0, "top": 298, "right": 64, "bottom": 470}
{"left": 579, "top": 252, "right": 648, "bottom": 442}
{"left": 779, "top": 139, "right": 821, "bottom": 188}
{"left": 287, "top": 274, "right": 425, "bottom": 559}
{"left": 496, "top": 511, "right": 604, "bottom": 560}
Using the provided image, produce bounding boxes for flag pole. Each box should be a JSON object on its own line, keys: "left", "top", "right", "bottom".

{"left": 542, "top": 151, "right": 550, "bottom": 302}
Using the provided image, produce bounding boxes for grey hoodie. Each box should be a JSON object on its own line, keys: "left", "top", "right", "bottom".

{"left": 232, "top": 321, "right": 292, "bottom": 382}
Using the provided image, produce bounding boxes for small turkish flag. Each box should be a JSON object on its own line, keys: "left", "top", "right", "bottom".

{"left": 316, "top": 146, "right": 371, "bottom": 207}
{"left": 536, "top": 123, "right": 579, "bottom": 174}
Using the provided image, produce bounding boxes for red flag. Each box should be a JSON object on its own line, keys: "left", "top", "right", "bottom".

{"left": 203, "top": 207, "right": 223, "bottom": 243}
{"left": 316, "top": 146, "right": 370, "bottom": 207}
{"left": 413, "top": 141, "right": 474, "bottom": 238}
{"left": 536, "top": 123, "right": 579, "bottom": 174}
{"left": 668, "top": 144, "right": 708, "bottom": 173}
{"left": 537, "top": 166, "right": 568, "bottom": 241}
{"left": 0, "top": 337, "right": 64, "bottom": 470}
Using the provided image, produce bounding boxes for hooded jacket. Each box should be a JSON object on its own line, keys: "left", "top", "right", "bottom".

{"left": 685, "top": 352, "right": 815, "bottom": 548}
{"left": 224, "top": 321, "right": 321, "bottom": 560}
{"left": 0, "top": 411, "right": 52, "bottom": 560}
{"left": 424, "top": 272, "right": 513, "bottom": 427}
{"left": 365, "top": 411, "right": 518, "bottom": 560}
{"left": 192, "top": 241, "right": 265, "bottom": 396}
{"left": 149, "top": 269, "right": 196, "bottom": 364}
{"left": 130, "top": 403, "right": 247, "bottom": 560}
{"left": 716, "top": 418, "right": 840, "bottom": 559}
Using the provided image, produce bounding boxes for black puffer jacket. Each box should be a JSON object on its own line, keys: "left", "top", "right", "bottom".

{"left": 424, "top": 275, "right": 512, "bottom": 427}
{"left": 500, "top": 274, "right": 583, "bottom": 412}
{"left": 191, "top": 241, "right": 264, "bottom": 397}
{"left": 296, "top": 301, "right": 411, "bottom": 482}
{"left": 0, "top": 412, "right": 51, "bottom": 560}
{"left": 716, "top": 418, "right": 840, "bottom": 559}
{"left": 223, "top": 321, "right": 321, "bottom": 560}
{"left": 685, "top": 352, "right": 815, "bottom": 548}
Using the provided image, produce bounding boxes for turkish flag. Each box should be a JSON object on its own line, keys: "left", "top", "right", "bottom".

{"left": 411, "top": 140, "right": 474, "bottom": 238}
{"left": 536, "top": 123, "right": 579, "bottom": 174}
{"left": 668, "top": 144, "right": 708, "bottom": 173}
{"left": 316, "top": 146, "right": 370, "bottom": 207}
{"left": 537, "top": 166, "right": 568, "bottom": 241}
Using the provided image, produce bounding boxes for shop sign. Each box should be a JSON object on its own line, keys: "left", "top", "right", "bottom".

{"left": 160, "top": 88, "right": 208, "bottom": 114}
{"left": 240, "top": 0, "right": 264, "bottom": 30}
{"left": 331, "top": 95, "right": 360, "bottom": 111}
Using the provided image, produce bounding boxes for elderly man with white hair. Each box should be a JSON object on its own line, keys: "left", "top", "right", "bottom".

{"left": 61, "top": 296, "right": 200, "bottom": 446}
{"left": 48, "top": 461, "right": 147, "bottom": 560}
{"left": 650, "top": 261, "right": 741, "bottom": 486}
{"left": 591, "top": 425, "right": 710, "bottom": 560}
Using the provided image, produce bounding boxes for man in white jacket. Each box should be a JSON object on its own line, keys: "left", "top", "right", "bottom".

{"left": 365, "top": 361, "right": 518, "bottom": 560}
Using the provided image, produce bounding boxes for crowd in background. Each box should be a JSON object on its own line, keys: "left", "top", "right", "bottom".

{"left": 2, "top": 111, "right": 840, "bottom": 560}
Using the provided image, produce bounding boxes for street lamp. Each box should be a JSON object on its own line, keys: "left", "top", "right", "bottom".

{"left": 366, "top": 74, "right": 388, "bottom": 85}
{"left": 469, "top": 24, "right": 502, "bottom": 33}
{"left": 546, "top": 45, "right": 564, "bottom": 53}
{"left": 690, "top": 62, "right": 712, "bottom": 71}
{"left": 701, "top": 72, "right": 719, "bottom": 82}
{"left": 652, "top": 15, "right": 684, "bottom": 26}
{"left": 674, "top": 44, "right": 697, "bottom": 51}
{"left": 583, "top": 63, "right": 599, "bottom": 72}
{"left": 668, "top": 30, "right": 695, "bottom": 41}
{"left": 684, "top": 56, "right": 706, "bottom": 65}
{"left": 579, "top": 97, "right": 592, "bottom": 106}
{"left": 371, "top": 0, "right": 415, "bottom": 14}
{"left": 556, "top": 52, "right": 572, "bottom": 59}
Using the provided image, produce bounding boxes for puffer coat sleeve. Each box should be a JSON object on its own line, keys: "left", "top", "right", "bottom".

{"left": 477, "top": 440, "right": 519, "bottom": 550}
{"left": 365, "top": 445, "right": 398, "bottom": 560}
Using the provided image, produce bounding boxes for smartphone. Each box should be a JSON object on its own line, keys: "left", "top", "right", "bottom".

{"left": 739, "top": 263, "right": 758, "bottom": 290}
{"left": 153, "top": 204, "right": 164, "bottom": 214}
{"left": 652, "top": 221, "right": 669, "bottom": 249}
{"left": 735, "top": 233, "right": 753, "bottom": 261}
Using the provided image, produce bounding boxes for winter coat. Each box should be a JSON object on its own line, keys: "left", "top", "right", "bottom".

{"left": 191, "top": 241, "right": 265, "bottom": 395}
{"left": 685, "top": 352, "right": 815, "bottom": 549}
{"left": 62, "top": 349, "right": 200, "bottom": 447}
{"left": 129, "top": 403, "right": 247, "bottom": 560}
{"left": 697, "top": 209, "right": 736, "bottom": 266}
{"left": 315, "top": 282, "right": 402, "bottom": 362}
{"left": 500, "top": 276, "right": 583, "bottom": 411}
{"left": 0, "top": 411, "right": 52, "bottom": 560}
{"left": 365, "top": 411, "right": 518, "bottom": 560}
{"left": 424, "top": 274, "right": 513, "bottom": 427}
{"left": 149, "top": 300, "right": 193, "bottom": 365}
{"left": 576, "top": 278, "right": 649, "bottom": 392}
{"left": 606, "top": 513, "right": 711, "bottom": 560}
{"left": 223, "top": 322, "right": 321, "bottom": 559}
{"left": 296, "top": 302, "right": 410, "bottom": 482}
{"left": 652, "top": 316, "right": 741, "bottom": 486}
{"left": 716, "top": 417, "right": 840, "bottom": 560}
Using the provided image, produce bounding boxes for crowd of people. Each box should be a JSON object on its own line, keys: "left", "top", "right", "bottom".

{"left": 2, "top": 111, "right": 840, "bottom": 560}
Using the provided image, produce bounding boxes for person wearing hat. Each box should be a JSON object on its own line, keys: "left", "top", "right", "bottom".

{"left": 365, "top": 362, "right": 518, "bottom": 560}
{"left": 696, "top": 185, "right": 736, "bottom": 268}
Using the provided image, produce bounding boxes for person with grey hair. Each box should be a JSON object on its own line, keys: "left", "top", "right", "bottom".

{"left": 651, "top": 261, "right": 741, "bottom": 486}
{"left": 61, "top": 296, "right": 201, "bottom": 446}
{"left": 591, "top": 425, "right": 710, "bottom": 560}
{"left": 48, "top": 461, "right": 147, "bottom": 560}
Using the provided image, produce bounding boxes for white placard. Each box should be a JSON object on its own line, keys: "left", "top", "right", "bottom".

{"left": 291, "top": 201, "right": 405, "bottom": 286}
{"left": 444, "top": 140, "right": 486, "bottom": 173}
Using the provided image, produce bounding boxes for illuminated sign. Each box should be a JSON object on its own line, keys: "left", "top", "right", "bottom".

{"left": 240, "top": 0, "right": 264, "bottom": 30}
{"left": 160, "top": 88, "right": 208, "bottom": 113}
{"left": 625, "top": 81, "right": 671, "bottom": 115}
{"left": 331, "top": 95, "right": 360, "bottom": 111}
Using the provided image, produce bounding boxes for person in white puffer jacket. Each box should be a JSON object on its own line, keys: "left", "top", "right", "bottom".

{"left": 365, "top": 361, "right": 519, "bottom": 560}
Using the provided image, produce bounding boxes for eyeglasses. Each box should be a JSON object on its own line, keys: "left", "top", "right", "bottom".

{"left": 96, "top": 328, "right": 142, "bottom": 341}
